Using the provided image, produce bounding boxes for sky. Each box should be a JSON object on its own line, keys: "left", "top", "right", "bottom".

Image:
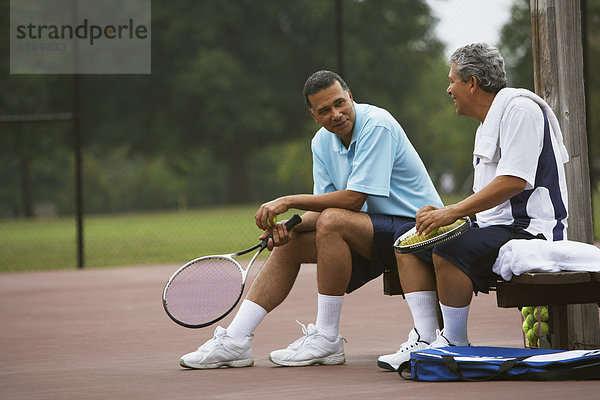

{"left": 426, "top": 0, "right": 515, "bottom": 56}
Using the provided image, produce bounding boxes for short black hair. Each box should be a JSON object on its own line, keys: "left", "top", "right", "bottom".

{"left": 303, "top": 70, "right": 350, "bottom": 109}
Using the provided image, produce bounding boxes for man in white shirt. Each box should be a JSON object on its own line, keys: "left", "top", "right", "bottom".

{"left": 377, "top": 43, "right": 569, "bottom": 371}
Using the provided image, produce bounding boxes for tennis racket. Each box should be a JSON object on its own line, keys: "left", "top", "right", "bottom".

{"left": 162, "top": 214, "right": 302, "bottom": 328}
{"left": 394, "top": 217, "right": 471, "bottom": 254}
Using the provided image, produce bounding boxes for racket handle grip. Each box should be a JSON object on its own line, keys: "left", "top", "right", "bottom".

{"left": 262, "top": 214, "right": 302, "bottom": 248}
{"left": 284, "top": 213, "right": 302, "bottom": 230}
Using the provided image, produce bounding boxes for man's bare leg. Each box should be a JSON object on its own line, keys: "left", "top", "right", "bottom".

{"left": 433, "top": 254, "right": 473, "bottom": 307}
{"left": 246, "top": 229, "right": 317, "bottom": 312}
{"left": 314, "top": 208, "right": 374, "bottom": 296}
{"left": 267, "top": 209, "right": 373, "bottom": 366}
{"left": 397, "top": 254, "right": 436, "bottom": 293}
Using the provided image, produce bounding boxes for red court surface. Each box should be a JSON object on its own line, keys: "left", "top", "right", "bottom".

{"left": 1, "top": 263, "right": 599, "bottom": 399}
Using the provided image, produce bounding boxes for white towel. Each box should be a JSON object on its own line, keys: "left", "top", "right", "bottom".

{"left": 474, "top": 88, "right": 569, "bottom": 163}
{"left": 492, "top": 239, "right": 600, "bottom": 281}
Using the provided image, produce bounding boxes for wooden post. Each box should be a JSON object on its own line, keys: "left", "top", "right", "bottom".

{"left": 530, "top": 0, "right": 600, "bottom": 349}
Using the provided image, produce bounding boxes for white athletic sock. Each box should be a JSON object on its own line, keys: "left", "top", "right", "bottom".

{"left": 405, "top": 291, "right": 440, "bottom": 344}
{"left": 315, "top": 293, "right": 344, "bottom": 341}
{"left": 226, "top": 300, "right": 267, "bottom": 344}
{"left": 439, "top": 303, "right": 470, "bottom": 346}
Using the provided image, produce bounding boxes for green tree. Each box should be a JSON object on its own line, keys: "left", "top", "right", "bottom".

{"left": 499, "top": 0, "right": 534, "bottom": 90}
{"left": 2, "top": 0, "right": 476, "bottom": 215}
{"left": 78, "top": 0, "right": 456, "bottom": 205}
{"left": 0, "top": 0, "right": 74, "bottom": 217}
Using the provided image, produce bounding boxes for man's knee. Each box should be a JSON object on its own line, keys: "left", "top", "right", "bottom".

{"left": 396, "top": 253, "right": 414, "bottom": 273}
{"left": 433, "top": 253, "right": 455, "bottom": 273}
{"left": 397, "top": 253, "right": 434, "bottom": 276}
{"left": 315, "top": 209, "right": 372, "bottom": 257}
{"left": 433, "top": 254, "right": 469, "bottom": 281}
{"left": 315, "top": 208, "right": 346, "bottom": 235}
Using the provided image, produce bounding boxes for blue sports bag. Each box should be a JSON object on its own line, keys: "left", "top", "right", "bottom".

{"left": 399, "top": 346, "right": 600, "bottom": 381}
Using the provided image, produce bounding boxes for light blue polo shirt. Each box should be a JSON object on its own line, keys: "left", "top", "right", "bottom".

{"left": 311, "top": 102, "right": 442, "bottom": 217}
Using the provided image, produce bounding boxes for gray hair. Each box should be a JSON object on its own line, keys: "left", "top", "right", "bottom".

{"left": 303, "top": 70, "right": 350, "bottom": 109}
{"left": 449, "top": 43, "right": 507, "bottom": 94}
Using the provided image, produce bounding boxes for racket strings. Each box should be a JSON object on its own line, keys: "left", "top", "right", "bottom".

{"left": 394, "top": 218, "right": 470, "bottom": 254}
{"left": 399, "top": 219, "right": 466, "bottom": 247}
{"left": 164, "top": 257, "right": 243, "bottom": 326}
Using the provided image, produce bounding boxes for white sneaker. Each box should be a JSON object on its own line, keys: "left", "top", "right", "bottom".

{"left": 268, "top": 321, "right": 346, "bottom": 367}
{"left": 426, "top": 329, "right": 470, "bottom": 349}
{"left": 377, "top": 328, "right": 430, "bottom": 371}
{"left": 180, "top": 326, "right": 254, "bottom": 369}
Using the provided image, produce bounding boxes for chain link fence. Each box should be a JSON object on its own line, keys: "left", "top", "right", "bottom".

{"left": 2, "top": 0, "right": 598, "bottom": 272}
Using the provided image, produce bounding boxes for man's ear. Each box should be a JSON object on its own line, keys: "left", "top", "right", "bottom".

{"left": 347, "top": 89, "right": 353, "bottom": 102}
{"left": 469, "top": 76, "right": 478, "bottom": 94}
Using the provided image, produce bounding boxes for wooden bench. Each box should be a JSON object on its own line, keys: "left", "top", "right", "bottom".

{"left": 490, "top": 271, "right": 600, "bottom": 349}
{"left": 383, "top": 269, "right": 600, "bottom": 349}
{"left": 489, "top": 271, "right": 600, "bottom": 307}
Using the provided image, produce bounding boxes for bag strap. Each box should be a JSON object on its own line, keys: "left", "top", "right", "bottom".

{"left": 442, "top": 355, "right": 520, "bottom": 382}
{"left": 398, "top": 361, "right": 412, "bottom": 380}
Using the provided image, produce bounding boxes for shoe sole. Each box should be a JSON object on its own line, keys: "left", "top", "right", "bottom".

{"left": 180, "top": 358, "right": 254, "bottom": 369}
{"left": 376, "top": 360, "right": 398, "bottom": 371}
{"left": 268, "top": 353, "right": 346, "bottom": 367}
{"left": 377, "top": 342, "right": 432, "bottom": 371}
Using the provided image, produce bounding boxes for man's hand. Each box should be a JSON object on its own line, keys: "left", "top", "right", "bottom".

{"left": 258, "top": 220, "right": 292, "bottom": 251}
{"left": 255, "top": 190, "right": 367, "bottom": 230}
{"left": 415, "top": 205, "right": 460, "bottom": 236}
{"left": 415, "top": 175, "right": 527, "bottom": 236}
{"left": 255, "top": 198, "right": 289, "bottom": 230}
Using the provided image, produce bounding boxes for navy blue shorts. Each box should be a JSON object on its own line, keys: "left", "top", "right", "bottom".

{"left": 347, "top": 214, "right": 414, "bottom": 293}
{"left": 412, "top": 223, "right": 538, "bottom": 293}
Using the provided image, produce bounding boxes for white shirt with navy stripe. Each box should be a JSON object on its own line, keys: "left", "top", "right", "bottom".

{"left": 473, "top": 97, "right": 569, "bottom": 240}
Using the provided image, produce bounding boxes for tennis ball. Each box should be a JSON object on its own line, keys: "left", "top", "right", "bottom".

{"left": 526, "top": 329, "right": 537, "bottom": 347}
{"left": 534, "top": 306, "right": 549, "bottom": 322}
{"left": 522, "top": 319, "right": 530, "bottom": 334}
{"left": 266, "top": 215, "right": 278, "bottom": 228}
{"left": 533, "top": 321, "right": 549, "bottom": 335}
{"left": 521, "top": 306, "right": 532, "bottom": 318}
{"left": 526, "top": 314, "right": 534, "bottom": 327}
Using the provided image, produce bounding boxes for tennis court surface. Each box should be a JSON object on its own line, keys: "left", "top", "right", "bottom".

{"left": 1, "top": 264, "right": 599, "bottom": 399}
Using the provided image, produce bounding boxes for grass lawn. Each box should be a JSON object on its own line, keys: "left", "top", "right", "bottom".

{"left": 0, "top": 205, "right": 300, "bottom": 273}
{"left": 1, "top": 195, "right": 599, "bottom": 273}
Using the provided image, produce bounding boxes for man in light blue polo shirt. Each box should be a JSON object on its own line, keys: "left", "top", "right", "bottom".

{"left": 180, "top": 70, "right": 442, "bottom": 370}
{"left": 312, "top": 101, "right": 441, "bottom": 219}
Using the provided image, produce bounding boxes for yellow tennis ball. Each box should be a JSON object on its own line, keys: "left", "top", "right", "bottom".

{"left": 533, "top": 321, "right": 549, "bottom": 335}
{"left": 526, "top": 314, "right": 534, "bottom": 327}
{"left": 521, "top": 306, "right": 532, "bottom": 318}
{"left": 522, "top": 320, "right": 530, "bottom": 334}
{"left": 526, "top": 329, "right": 537, "bottom": 347}
{"left": 267, "top": 215, "right": 278, "bottom": 228}
{"left": 534, "top": 306, "right": 549, "bottom": 322}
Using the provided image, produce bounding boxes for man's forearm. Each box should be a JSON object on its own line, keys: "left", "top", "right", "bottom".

{"left": 282, "top": 190, "right": 367, "bottom": 213}
{"left": 451, "top": 175, "right": 527, "bottom": 218}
